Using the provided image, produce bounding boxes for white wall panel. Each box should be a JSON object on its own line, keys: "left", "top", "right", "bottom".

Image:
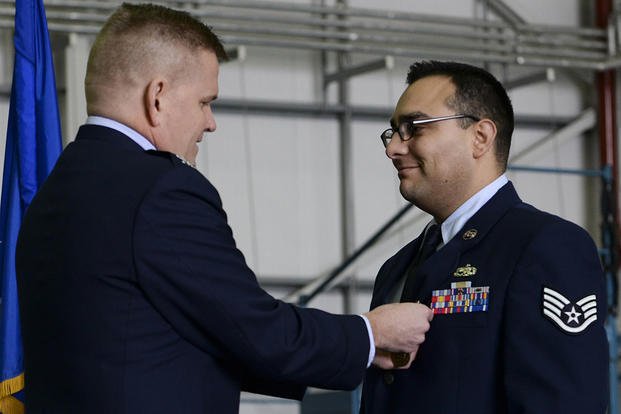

{"left": 64, "top": 34, "right": 89, "bottom": 144}
{"left": 347, "top": 65, "right": 406, "bottom": 108}
{"left": 199, "top": 113, "right": 343, "bottom": 278}
{"left": 509, "top": 77, "right": 584, "bottom": 117}
{"left": 220, "top": 47, "right": 319, "bottom": 102}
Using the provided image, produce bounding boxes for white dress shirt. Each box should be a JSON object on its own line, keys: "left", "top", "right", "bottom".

{"left": 438, "top": 174, "right": 508, "bottom": 247}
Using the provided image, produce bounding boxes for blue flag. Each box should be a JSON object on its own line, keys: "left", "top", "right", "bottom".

{"left": 0, "top": 0, "right": 62, "bottom": 412}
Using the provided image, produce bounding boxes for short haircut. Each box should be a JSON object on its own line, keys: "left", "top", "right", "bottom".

{"left": 86, "top": 3, "right": 227, "bottom": 97}
{"left": 406, "top": 61, "right": 514, "bottom": 169}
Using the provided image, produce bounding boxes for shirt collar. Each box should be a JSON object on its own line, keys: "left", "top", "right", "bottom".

{"left": 85, "top": 116, "right": 156, "bottom": 151}
{"left": 433, "top": 174, "right": 509, "bottom": 246}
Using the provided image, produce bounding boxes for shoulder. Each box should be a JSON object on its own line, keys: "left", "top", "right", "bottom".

{"left": 136, "top": 151, "right": 224, "bottom": 214}
{"left": 136, "top": 150, "right": 192, "bottom": 172}
{"left": 484, "top": 199, "right": 603, "bottom": 291}
{"left": 141, "top": 151, "right": 217, "bottom": 191}
{"left": 505, "top": 202, "right": 603, "bottom": 299}
{"left": 502, "top": 201, "right": 596, "bottom": 249}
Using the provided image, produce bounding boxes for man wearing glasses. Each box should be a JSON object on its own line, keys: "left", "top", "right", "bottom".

{"left": 360, "top": 61, "right": 608, "bottom": 413}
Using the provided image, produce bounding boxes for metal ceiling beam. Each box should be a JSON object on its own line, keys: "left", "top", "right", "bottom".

{"left": 484, "top": 0, "right": 526, "bottom": 27}
{"left": 323, "top": 56, "right": 394, "bottom": 86}
{"left": 0, "top": 0, "right": 615, "bottom": 70}
{"left": 504, "top": 70, "right": 551, "bottom": 90}
{"left": 212, "top": 98, "right": 572, "bottom": 129}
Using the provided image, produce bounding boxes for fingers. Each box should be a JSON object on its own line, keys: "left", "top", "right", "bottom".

{"left": 372, "top": 349, "right": 418, "bottom": 370}
{"left": 364, "top": 302, "right": 433, "bottom": 354}
{"left": 367, "top": 303, "right": 431, "bottom": 371}
{"left": 372, "top": 349, "right": 393, "bottom": 370}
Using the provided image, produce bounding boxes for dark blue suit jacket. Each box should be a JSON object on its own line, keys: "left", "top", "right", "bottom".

{"left": 16, "top": 125, "right": 369, "bottom": 414}
{"left": 360, "top": 182, "right": 608, "bottom": 414}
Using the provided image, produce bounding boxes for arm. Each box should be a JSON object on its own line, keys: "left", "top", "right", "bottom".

{"left": 503, "top": 219, "right": 608, "bottom": 413}
{"left": 132, "top": 166, "right": 369, "bottom": 393}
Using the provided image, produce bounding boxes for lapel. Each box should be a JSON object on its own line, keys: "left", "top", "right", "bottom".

{"left": 416, "top": 182, "right": 522, "bottom": 303}
{"left": 371, "top": 230, "right": 425, "bottom": 307}
{"left": 374, "top": 182, "right": 522, "bottom": 306}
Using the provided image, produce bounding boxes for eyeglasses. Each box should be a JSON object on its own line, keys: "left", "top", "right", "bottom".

{"left": 380, "top": 114, "right": 480, "bottom": 148}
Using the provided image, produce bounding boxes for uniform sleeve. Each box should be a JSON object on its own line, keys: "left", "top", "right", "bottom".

{"left": 503, "top": 219, "right": 608, "bottom": 413}
{"left": 132, "top": 166, "right": 369, "bottom": 395}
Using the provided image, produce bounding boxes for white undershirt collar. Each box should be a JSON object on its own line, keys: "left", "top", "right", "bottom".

{"left": 85, "top": 116, "right": 155, "bottom": 151}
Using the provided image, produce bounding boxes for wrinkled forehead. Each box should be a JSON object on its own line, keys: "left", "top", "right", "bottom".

{"left": 391, "top": 75, "right": 455, "bottom": 126}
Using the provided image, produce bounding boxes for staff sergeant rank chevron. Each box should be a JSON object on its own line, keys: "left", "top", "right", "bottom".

{"left": 542, "top": 286, "right": 598, "bottom": 334}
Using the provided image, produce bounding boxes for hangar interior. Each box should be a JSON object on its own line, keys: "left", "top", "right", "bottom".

{"left": 0, "top": 0, "right": 620, "bottom": 413}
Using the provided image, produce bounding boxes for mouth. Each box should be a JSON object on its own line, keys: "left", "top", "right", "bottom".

{"left": 395, "top": 164, "right": 420, "bottom": 177}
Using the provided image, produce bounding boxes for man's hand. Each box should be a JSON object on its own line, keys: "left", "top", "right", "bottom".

{"left": 372, "top": 348, "right": 418, "bottom": 370}
{"left": 364, "top": 302, "right": 433, "bottom": 369}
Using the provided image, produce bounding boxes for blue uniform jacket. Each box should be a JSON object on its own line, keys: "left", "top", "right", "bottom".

{"left": 360, "top": 182, "right": 608, "bottom": 414}
{"left": 16, "top": 125, "right": 369, "bottom": 414}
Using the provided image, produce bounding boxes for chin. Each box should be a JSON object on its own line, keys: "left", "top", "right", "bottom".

{"left": 400, "top": 183, "right": 425, "bottom": 205}
{"left": 399, "top": 188, "right": 416, "bottom": 204}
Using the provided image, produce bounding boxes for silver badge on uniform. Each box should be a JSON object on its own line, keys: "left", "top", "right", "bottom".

{"left": 542, "top": 286, "right": 597, "bottom": 334}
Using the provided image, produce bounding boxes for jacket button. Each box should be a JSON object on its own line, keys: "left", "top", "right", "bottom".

{"left": 383, "top": 372, "right": 394, "bottom": 385}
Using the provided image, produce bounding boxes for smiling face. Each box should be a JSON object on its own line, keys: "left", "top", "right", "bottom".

{"left": 149, "top": 49, "right": 219, "bottom": 165}
{"left": 386, "top": 75, "right": 479, "bottom": 221}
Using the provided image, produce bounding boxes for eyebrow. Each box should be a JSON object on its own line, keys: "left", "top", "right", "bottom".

{"left": 389, "top": 111, "right": 429, "bottom": 129}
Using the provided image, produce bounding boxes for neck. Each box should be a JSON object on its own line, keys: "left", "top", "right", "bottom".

{"left": 432, "top": 171, "right": 504, "bottom": 223}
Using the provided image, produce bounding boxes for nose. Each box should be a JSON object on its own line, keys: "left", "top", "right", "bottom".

{"left": 385, "top": 134, "right": 409, "bottom": 160}
{"left": 204, "top": 105, "right": 217, "bottom": 132}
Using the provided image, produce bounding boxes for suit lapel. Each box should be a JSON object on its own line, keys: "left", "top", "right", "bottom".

{"left": 416, "top": 182, "right": 522, "bottom": 302}
{"left": 371, "top": 233, "right": 424, "bottom": 307}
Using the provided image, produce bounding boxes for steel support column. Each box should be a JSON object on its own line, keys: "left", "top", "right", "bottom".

{"left": 596, "top": 0, "right": 619, "bottom": 243}
{"left": 335, "top": 0, "right": 356, "bottom": 317}
{"left": 596, "top": 0, "right": 619, "bottom": 412}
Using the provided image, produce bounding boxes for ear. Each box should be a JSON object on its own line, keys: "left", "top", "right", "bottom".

{"left": 471, "top": 118, "right": 497, "bottom": 160}
{"left": 144, "top": 78, "right": 167, "bottom": 127}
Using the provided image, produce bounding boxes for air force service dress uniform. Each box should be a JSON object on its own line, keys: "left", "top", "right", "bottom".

{"left": 16, "top": 123, "right": 370, "bottom": 414}
{"left": 360, "top": 180, "right": 608, "bottom": 414}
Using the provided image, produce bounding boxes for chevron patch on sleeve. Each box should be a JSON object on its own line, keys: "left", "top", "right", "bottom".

{"left": 542, "top": 286, "right": 597, "bottom": 334}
